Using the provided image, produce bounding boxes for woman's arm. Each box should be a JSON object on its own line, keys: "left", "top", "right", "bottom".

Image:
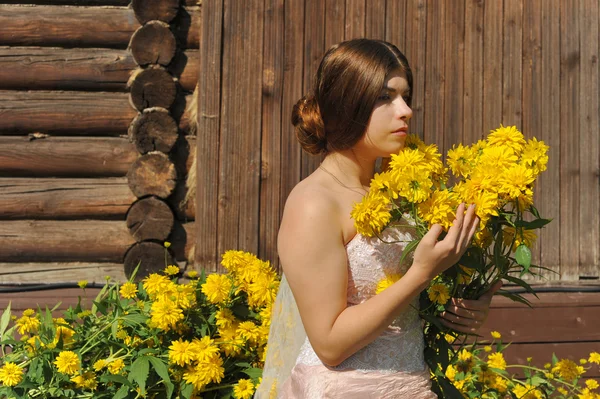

{"left": 279, "top": 190, "right": 479, "bottom": 366}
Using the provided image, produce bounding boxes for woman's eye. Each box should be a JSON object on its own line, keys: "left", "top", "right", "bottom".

{"left": 378, "top": 94, "right": 391, "bottom": 101}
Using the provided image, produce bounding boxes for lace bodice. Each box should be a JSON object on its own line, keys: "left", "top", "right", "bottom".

{"left": 295, "top": 222, "right": 427, "bottom": 374}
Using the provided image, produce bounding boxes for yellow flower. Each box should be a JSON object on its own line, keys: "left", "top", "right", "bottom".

{"left": 491, "top": 331, "right": 501, "bottom": 339}
{"left": 427, "top": 283, "right": 450, "bottom": 305}
{"left": 586, "top": 379, "right": 599, "bottom": 390}
{"left": 457, "top": 265, "right": 474, "bottom": 285}
{"left": 394, "top": 168, "right": 432, "bottom": 203}
{"left": 370, "top": 171, "right": 399, "bottom": 198}
{"left": 447, "top": 143, "right": 475, "bottom": 178}
{"left": 589, "top": 352, "right": 600, "bottom": 365}
{"left": 221, "top": 250, "right": 256, "bottom": 273}
{"left": 351, "top": 191, "right": 392, "bottom": 237}
{"left": 169, "top": 339, "right": 196, "bottom": 366}
{"left": 558, "top": 387, "right": 568, "bottom": 395}
{"left": 512, "top": 383, "right": 543, "bottom": 399}
{"left": 215, "top": 308, "right": 237, "bottom": 330}
{"left": 503, "top": 226, "right": 538, "bottom": 250}
{"left": 445, "top": 364, "right": 457, "bottom": 381}
{"left": 487, "top": 352, "right": 506, "bottom": 370}
{"left": 487, "top": 125, "right": 526, "bottom": 154}
{"left": 578, "top": 388, "right": 597, "bottom": 399}
{"left": 54, "top": 351, "right": 80, "bottom": 375}
{"left": 484, "top": 346, "right": 492, "bottom": 352}
{"left": 498, "top": 164, "right": 535, "bottom": 199}
{"left": 54, "top": 317, "right": 75, "bottom": 344}
{"left": 248, "top": 273, "right": 280, "bottom": 308}
{"left": 552, "top": 359, "right": 583, "bottom": 381}
{"left": 489, "top": 376, "right": 508, "bottom": 393}
{"left": 478, "top": 145, "right": 519, "bottom": 172}
{"left": 107, "top": 358, "right": 125, "bottom": 375}
{"left": 164, "top": 241, "right": 171, "bottom": 248}
{"left": 444, "top": 334, "right": 456, "bottom": 344}
{"left": 77, "top": 280, "right": 88, "bottom": 289}
{"left": 216, "top": 326, "right": 245, "bottom": 357}
{"left": 581, "top": 359, "right": 588, "bottom": 365}
{"left": 119, "top": 282, "right": 138, "bottom": 299}
{"left": 0, "top": 362, "right": 24, "bottom": 387}
{"left": 236, "top": 321, "right": 261, "bottom": 345}
{"left": 188, "top": 270, "right": 199, "bottom": 278}
{"left": 93, "top": 359, "right": 107, "bottom": 371}
{"left": 474, "top": 228, "right": 493, "bottom": 248}
{"left": 71, "top": 371, "right": 98, "bottom": 390}
{"left": 417, "top": 189, "right": 460, "bottom": 230}
{"left": 16, "top": 311, "right": 40, "bottom": 335}
{"left": 201, "top": 274, "right": 233, "bottom": 304}
{"left": 142, "top": 273, "right": 171, "bottom": 298}
{"left": 233, "top": 378, "right": 255, "bottom": 399}
{"left": 190, "top": 336, "right": 220, "bottom": 362}
{"left": 456, "top": 349, "right": 475, "bottom": 373}
{"left": 183, "top": 353, "right": 225, "bottom": 389}
{"left": 404, "top": 133, "right": 425, "bottom": 150}
{"left": 375, "top": 273, "right": 403, "bottom": 294}
{"left": 150, "top": 298, "right": 184, "bottom": 331}
{"left": 389, "top": 148, "right": 427, "bottom": 176}
{"left": 164, "top": 265, "right": 180, "bottom": 275}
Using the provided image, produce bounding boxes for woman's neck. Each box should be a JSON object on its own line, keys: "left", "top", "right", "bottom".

{"left": 320, "top": 150, "right": 376, "bottom": 188}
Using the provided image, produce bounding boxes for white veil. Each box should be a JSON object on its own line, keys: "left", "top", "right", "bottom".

{"left": 255, "top": 273, "right": 306, "bottom": 398}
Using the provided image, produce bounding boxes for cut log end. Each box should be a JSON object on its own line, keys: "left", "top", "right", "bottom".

{"left": 126, "top": 196, "right": 174, "bottom": 241}
{"left": 132, "top": 0, "right": 180, "bottom": 24}
{"left": 129, "top": 109, "right": 179, "bottom": 154}
{"left": 124, "top": 241, "right": 174, "bottom": 280}
{"left": 127, "top": 152, "right": 177, "bottom": 198}
{"left": 130, "top": 22, "right": 177, "bottom": 66}
{"left": 129, "top": 68, "right": 177, "bottom": 111}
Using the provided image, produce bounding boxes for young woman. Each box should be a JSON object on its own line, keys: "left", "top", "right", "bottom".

{"left": 257, "top": 39, "right": 501, "bottom": 399}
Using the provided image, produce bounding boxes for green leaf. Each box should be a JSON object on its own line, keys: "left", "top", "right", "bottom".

{"left": 180, "top": 382, "right": 194, "bottom": 399}
{"left": 529, "top": 205, "right": 541, "bottom": 219}
{"left": 497, "top": 290, "right": 532, "bottom": 308}
{"left": 112, "top": 385, "right": 130, "bottom": 399}
{"left": 148, "top": 356, "right": 174, "bottom": 399}
{"left": 0, "top": 301, "right": 11, "bottom": 339}
{"left": 241, "top": 367, "right": 263, "bottom": 380}
{"left": 502, "top": 275, "right": 538, "bottom": 296}
{"left": 515, "top": 245, "right": 532, "bottom": 273}
{"left": 100, "top": 374, "right": 135, "bottom": 388}
{"left": 128, "top": 357, "right": 150, "bottom": 394}
{"left": 514, "top": 218, "right": 552, "bottom": 230}
{"left": 399, "top": 237, "right": 421, "bottom": 268}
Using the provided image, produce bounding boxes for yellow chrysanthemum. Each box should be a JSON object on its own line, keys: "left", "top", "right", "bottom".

{"left": 456, "top": 349, "right": 475, "bottom": 373}
{"left": 445, "top": 364, "right": 457, "bottom": 381}
{"left": 590, "top": 352, "right": 600, "bottom": 365}
{"left": 248, "top": 273, "right": 280, "bottom": 308}
{"left": 77, "top": 280, "right": 88, "bottom": 289}
{"left": 484, "top": 346, "right": 492, "bottom": 352}
{"left": 107, "top": 358, "right": 125, "bottom": 375}
{"left": 201, "top": 274, "right": 233, "bottom": 304}
{"left": 498, "top": 164, "right": 535, "bottom": 199}
{"left": 389, "top": 148, "right": 428, "bottom": 177}
{"left": 578, "top": 388, "right": 599, "bottom": 399}
{"left": 477, "top": 145, "right": 519, "bottom": 172}
{"left": 216, "top": 326, "right": 245, "bottom": 357}
{"left": 70, "top": 371, "right": 98, "bottom": 390}
{"left": 16, "top": 311, "right": 40, "bottom": 335}
{"left": 503, "top": 227, "right": 537, "bottom": 249}
{"left": 586, "top": 379, "right": 599, "bottom": 390}
{"left": 491, "top": 331, "right": 501, "bottom": 339}
{"left": 119, "top": 282, "right": 138, "bottom": 299}
{"left": 489, "top": 376, "right": 508, "bottom": 393}
{"left": 233, "top": 378, "right": 255, "bottom": 399}
{"left": 457, "top": 265, "right": 474, "bottom": 285}
{"left": 487, "top": 352, "right": 506, "bottom": 370}
{"left": 474, "top": 228, "right": 493, "bottom": 248}
{"left": 142, "top": 273, "right": 171, "bottom": 298}
{"left": 488, "top": 125, "right": 526, "bottom": 154}
{"left": 221, "top": 250, "right": 257, "bottom": 273}
{"left": 427, "top": 283, "right": 450, "bottom": 305}
{"left": 512, "top": 383, "right": 543, "bottom": 399}
{"left": 190, "top": 336, "right": 221, "bottom": 362}
{"left": 552, "top": 359, "right": 583, "bottom": 381}
{"left": 417, "top": 189, "right": 459, "bottom": 230}
{"left": 168, "top": 339, "right": 196, "bottom": 366}
{"left": 236, "top": 321, "right": 261, "bottom": 345}
{"left": 403, "top": 133, "right": 425, "bottom": 150}
{"left": 447, "top": 144, "right": 475, "bottom": 178}
{"left": 259, "top": 303, "right": 273, "bottom": 327}
{"left": 164, "top": 265, "right": 180, "bottom": 276}
{"left": 183, "top": 353, "right": 225, "bottom": 389}
{"left": 150, "top": 298, "right": 184, "bottom": 331}
{"left": 0, "top": 362, "right": 24, "bottom": 387}
{"left": 54, "top": 317, "right": 75, "bottom": 345}
{"left": 521, "top": 137, "right": 549, "bottom": 177}
{"left": 215, "top": 308, "right": 237, "bottom": 330}
{"left": 351, "top": 192, "right": 391, "bottom": 237}
{"left": 370, "top": 171, "right": 399, "bottom": 198}
{"left": 54, "top": 350, "right": 80, "bottom": 375}
{"left": 394, "top": 168, "right": 432, "bottom": 203}
{"left": 93, "top": 359, "right": 107, "bottom": 371}
{"left": 375, "top": 273, "right": 403, "bottom": 294}
{"left": 469, "top": 190, "right": 500, "bottom": 228}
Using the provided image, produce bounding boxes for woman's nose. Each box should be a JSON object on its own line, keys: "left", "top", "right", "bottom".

{"left": 396, "top": 99, "right": 413, "bottom": 120}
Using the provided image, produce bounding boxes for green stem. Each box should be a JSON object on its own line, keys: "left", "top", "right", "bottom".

{"left": 200, "top": 383, "right": 235, "bottom": 393}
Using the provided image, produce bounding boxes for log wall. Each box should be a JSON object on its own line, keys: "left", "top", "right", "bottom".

{"left": 0, "top": 0, "right": 199, "bottom": 284}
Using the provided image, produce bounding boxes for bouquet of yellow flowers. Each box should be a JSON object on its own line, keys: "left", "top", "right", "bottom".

{"left": 0, "top": 248, "right": 279, "bottom": 399}
{"left": 350, "top": 125, "right": 551, "bottom": 397}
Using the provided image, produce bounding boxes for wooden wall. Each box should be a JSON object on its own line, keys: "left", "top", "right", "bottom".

{"left": 0, "top": 0, "right": 201, "bottom": 284}
{"left": 196, "top": 0, "right": 600, "bottom": 286}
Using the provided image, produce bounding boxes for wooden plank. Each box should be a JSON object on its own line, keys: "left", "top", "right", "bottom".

{"left": 0, "top": 220, "right": 194, "bottom": 263}
{"left": 578, "top": 0, "right": 600, "bottom": 277}
{"left": 0, "top": 91, "right": 193, "bottom": 136}
{"left": 482, "top": 0, "right": 503, "bottom": 133}
{"left": 0, "top": 263, "right": 126, "bottom": 285}
{"left": 0, "top": 137, "right": 137, "bottom": 177}
{"left": 490, "top": 292, "right": 600, "bottom": 309}
{"left": 538, "top": 0, "right": 561, "bottom": 280}
{"left": 560, "top": 0, "right": 581, "bottom": 280}
{"left": 0, "top": 47, "right": 198, "bottom": 92}
{"left": 278, "top": 0, "right": 304, "bottom": 270}
{"left": 0, "top": 177, "right": 135, "bottom": 219}
{"left": 3, "top": 1, "right": 199, "bottom": 5}
{"left": 325, "top": 0, "right": 345, "bottom": 48}
{"left": 423, "top": 0, "right": 444, "bottom": 146}
{"left": 521, "top": 0, "right": 543, "bottom": 271}
{"left": 443, "top": 0, "right": 464, "bottom": 155}
{"left": 344, "top": 0, "right": 365, "bottom": 40}
{"left": 195, "top": 0, "right": 223, "bottom": 271}
{"left": 301, "top": 0, "right": 325, "bottom": 179}
{"left": 365, "top": 0, "right": 386, "bottom": 40}
{"left": 0, "top": 288, "right": 104, "bottom": 314}
{"left": 502, "top": 0, "right": 523, "bottom": 128}
{"left": 403, "top": 0, "right": 426, "bottom": 137}
{"left": 384, "top": 0, "right": 406, "bottom": 51}
{"left": 259, "top": 0, "right": 284, "bottom": 266}
{"left": 0, "top": 5, "right": 199, "bottom": 49}
{"left": 463, "top": 0, "right": 484, "bottom": 145}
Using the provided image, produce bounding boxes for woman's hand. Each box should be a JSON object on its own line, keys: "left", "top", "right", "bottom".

{"left": 412, "top": 203, "right": 480, "bottom": 281}
{"left": 439, "top": 281, "right": 503, "bottom": 334}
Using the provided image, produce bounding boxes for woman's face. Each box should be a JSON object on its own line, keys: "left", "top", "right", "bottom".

{"left": 354, "top": 70, "right": 412, "bottom": 159}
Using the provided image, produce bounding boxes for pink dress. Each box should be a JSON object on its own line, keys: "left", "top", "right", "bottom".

{"left": 279, "top": 226, "right": 437, "bottom": 399}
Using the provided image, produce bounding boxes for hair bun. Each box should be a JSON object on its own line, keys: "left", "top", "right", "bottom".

{"left": 291, "top": 94, "right": 327, "bottom": 155}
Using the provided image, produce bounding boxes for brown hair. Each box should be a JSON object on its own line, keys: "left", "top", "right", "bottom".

{"left": 292, "top": 39, "right": 413, "bottom": 155}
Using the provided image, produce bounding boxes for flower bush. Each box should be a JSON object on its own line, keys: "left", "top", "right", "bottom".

{"left": 0, "top": 248, "right": 279, "bottom": 399}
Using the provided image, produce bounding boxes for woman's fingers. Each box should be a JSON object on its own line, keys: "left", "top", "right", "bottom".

{"left": 439, "top": 316, "right": 479, "bottom": 334}
{"left": 445, "top": 302, "right": 487, "bottom": 321}
{"left": 456, "top": 204, "right": 477, "bottom": 250}
{"left": 445, "top": 203, "right": 466, "bottom": 244}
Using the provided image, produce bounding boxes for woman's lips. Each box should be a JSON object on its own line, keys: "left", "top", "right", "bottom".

{"left": 391, "top": 128, "right": 408, "bottom": 136}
